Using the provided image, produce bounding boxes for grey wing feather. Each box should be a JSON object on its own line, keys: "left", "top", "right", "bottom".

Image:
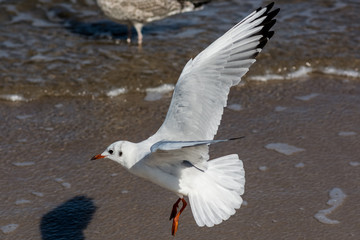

{"left": 145, "top": 137, "right": 244, "bottom": 170}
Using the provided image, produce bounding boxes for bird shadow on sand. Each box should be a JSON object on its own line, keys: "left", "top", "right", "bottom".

{"left": 40, "top": 196, "right": 96, "bottom": 240}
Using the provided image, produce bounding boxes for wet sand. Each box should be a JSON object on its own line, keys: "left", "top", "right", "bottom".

{"left": 1, "top": 76, "right": 360, "bottom": 239}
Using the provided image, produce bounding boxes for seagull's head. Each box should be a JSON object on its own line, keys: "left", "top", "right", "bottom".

{"left": 91, "top": 141, "right": 134, "bottom": 169}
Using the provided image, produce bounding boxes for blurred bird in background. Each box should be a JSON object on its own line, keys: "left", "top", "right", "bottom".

{"left": 96, "top": 0, "right": 211, "bottom": 44}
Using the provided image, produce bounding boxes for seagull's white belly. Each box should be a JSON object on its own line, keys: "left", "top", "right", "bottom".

{"left": 130, "top": 161, "right": 189, "bottom": 197}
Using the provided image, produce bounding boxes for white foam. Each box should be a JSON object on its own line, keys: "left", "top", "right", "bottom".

{"left": 55, "top": 103, "right": 64, "bottom": 108}
{"left": 338, "top": 131, "right": 356, "bottom": 136}
{"left": 265, "top": 143, "right": 305, "bottom": 156}
{"left": 258, "top": 166, "right": 268, "bottom": 171}
{"left": 29, "top": 54, "right": 74, "bottom": 63}
{"left": 250, "top": 66, "right": 313, "bottom": 82}
{"left": 12, "top": 161, "right": 35, "bottom": 167}
{"left": 250, "top": 73, "right": 284, "bottom": 82}
{"left": 242, "top": 200, "right": 248, "bottom": 207}
{"left": 55, "top": 178, "right": 71, "bottom": 189}
{"left": 145, "top": 84, "right": 174, "bottom": 101}
{"left": 314, "top": 188, "right": 346, "bottom": 224}
{"left": 287, "top": 66, "right": 312, "bottom": 79}
{"left": 15, "top": 199, "right": 31, "bottom": 205}
{"left": 349, "top": 161, "right": 360, "bottom": 167}
{"left": 16, "top": 114, "right": 33, "bottom": 120}
{"left": 274, "top": 106, "right": 287, "bottom": 112}
{"left": 121, "top": 190, "right": 129, "bottom": 194}
{"left": 27, "top": 77, "right": 44, "bottom": 83}
{"left": 0, "top": 94, "right": 26, "bottom": 102}
{"left": 1, "top": 224, "right": 19, "bottom": 234}
{"left": 61, "top": 182, "right": 71, "bottom": 189}
{"left": 295, "top": 162, "right": 305, "bottom": 168}
{"left": 295, "top": 93, "right": 319, "bottom": 101}
{"left": 322, "top": 67, "right": 360, "bottom": 78}
{"left": 251, "top": 66, "right": 360, "bottom": 82}
{"left": 106, "top": 88, "right": 127, "bottom": 97}
{"left": 227, "top": 103, "right": 243, "bottom": 111}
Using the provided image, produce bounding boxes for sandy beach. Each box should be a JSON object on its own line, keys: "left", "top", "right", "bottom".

{"left": 1, "top": 76, "right": 360, "bottom": 239}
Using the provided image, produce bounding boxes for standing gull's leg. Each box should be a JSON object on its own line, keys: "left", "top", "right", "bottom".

{"left": 127, "top": 24, "right": 132, "bottom": 43}
{"left": 133, "top": 22, "right": 143, "bottom": 45}
{"left": 169, "top": 198, "right": 187, "bottom": 236}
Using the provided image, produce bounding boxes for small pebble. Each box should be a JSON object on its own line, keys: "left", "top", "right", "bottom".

{"left": 31, "top": 191, "right": 44, "bottom": 197}
{"left": 15, "top": 199, "right": 31, "bottom": 205}
{"left": 349, "top": 161, "right": 360, "bottom": 167}
{"left": 338, "top": 131, "right": 356, "bottom": 136}
{"left": 12, "top": 162, "right": 35, "bottom": 167}
{"left": 295, "top": 162, "right": 305, "bottom": 168}
{"left": 227, "top": 103, "right": 243, "bottom": 111}
{"left": 61, "top": 182, "right": 71, "bottom": 189}
{"left": 295, "top": 93, "right": 319, "bottom": 101}
{"left": 55, "top": 103, "right": 64, "bottom": 108}
{"left": 1, "top": 224, "right": 19, "bottom": 234}
{"left": 16, "top": 114, "right": 33, "bottom": 120}
{"left": 274, "top": 106, "right": 287, "bottom": 112}
{"left": 265, "top": 143, "right": 305, "bottom": 156}
{"left": 55, "top": 178, "right": 71, "bottom": 189}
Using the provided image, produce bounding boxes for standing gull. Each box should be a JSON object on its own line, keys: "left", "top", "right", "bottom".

{"left": 92, "top": 3, "right": 279, "bottom": 235}
{"left": 96, "top": 0, "right": 211, "bottom": 44}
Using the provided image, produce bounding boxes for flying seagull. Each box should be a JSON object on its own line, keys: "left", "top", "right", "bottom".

{"left": 96, "top": 0, "right": 211, "bottom": 44}
{"left": 92, "top": 2, "right": 279, "bottom": 235}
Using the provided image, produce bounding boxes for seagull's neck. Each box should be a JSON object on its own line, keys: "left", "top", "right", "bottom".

{"left": 123, "top": 140, "right": 152, "bottom": 169}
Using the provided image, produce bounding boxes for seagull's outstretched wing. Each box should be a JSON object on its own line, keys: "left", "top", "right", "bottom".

{"left": 152, "top": 3, "right": 279, "bottom": 141}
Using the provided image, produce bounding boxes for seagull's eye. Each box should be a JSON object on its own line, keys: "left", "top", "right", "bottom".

{"left": 109, "top": 150, "right": 113, "bottom": 154}
{"left": 119, "top": 151, "right": 123, "bottom": 157}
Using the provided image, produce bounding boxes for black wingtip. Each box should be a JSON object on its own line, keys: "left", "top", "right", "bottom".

{"left": 257, "top": 36, "right": 269, "bottom": 50}
{"left": 229, "top": 136, "right": 245, "bottom": 141}
{"left": 261, "top": 19, "right": 277, "bottom": 35}
{"left": 267, "top": 31, "right": 275, "bottom": 39}
{"left": 266, "top": 2, "right": 275, "bottom": 10}
{"left": 266, "top": 8, "right": 280, "bottom": 22}
{"left": 256, "top": 2, "right": 274, "bottom": 12}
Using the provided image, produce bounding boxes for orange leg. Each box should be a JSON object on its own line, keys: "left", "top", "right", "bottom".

{"left": 169, "top": 198, "right": 181, "bottom": 220}
{"left": 169, "top": 198, "right": 187, "bottom": 236}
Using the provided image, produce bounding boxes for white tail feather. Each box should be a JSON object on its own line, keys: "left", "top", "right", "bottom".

{"left": 188, "top": 154, "right": 245, "bottom": 227}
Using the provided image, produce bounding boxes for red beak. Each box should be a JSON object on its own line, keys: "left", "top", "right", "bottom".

{"left": 90, "top": 154, "right": 106, "bottom": 161}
